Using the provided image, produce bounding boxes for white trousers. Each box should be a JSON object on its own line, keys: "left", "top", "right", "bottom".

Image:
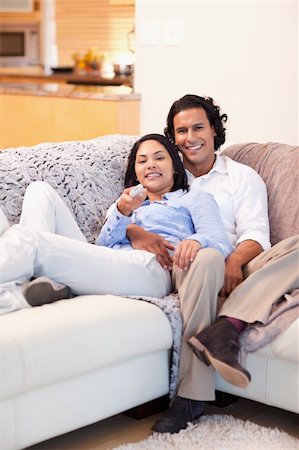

{"left": 0, "top": 182, "right": 171, "bottom": 312}
{"left": 0, "top": 206, "right": 29, "bottom": 313}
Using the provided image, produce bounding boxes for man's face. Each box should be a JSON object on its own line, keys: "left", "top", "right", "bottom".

{"left": 173, "top": 107, "right": 216, "bottom": 176}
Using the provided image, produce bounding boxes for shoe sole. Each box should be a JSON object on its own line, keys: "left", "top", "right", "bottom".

{"left": 188, "top": 336, "right": 250, "bottom": 388}
{"left": 151, "top": 413, "right": 203, "bottom": 434}
{"left": 25, "top": 281, "right": 70, "bottom": 307}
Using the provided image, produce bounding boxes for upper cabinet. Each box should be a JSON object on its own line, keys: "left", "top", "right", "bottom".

{"left": 55, "top": 0, "right": 135, "bottom": 66}
{"left": 0, "top": 0, "right": 40, "bottom": 23}
{"left": 0, "top": 0, "right": 33, "bottom": 11}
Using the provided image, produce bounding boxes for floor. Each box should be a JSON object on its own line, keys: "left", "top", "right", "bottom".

{"left": 26, "top": 397, "right": 299, "bottom": 450}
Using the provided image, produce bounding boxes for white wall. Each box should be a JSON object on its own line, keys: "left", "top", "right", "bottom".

{"left": 134, "top": 0, "right": 298, "bottom": 147}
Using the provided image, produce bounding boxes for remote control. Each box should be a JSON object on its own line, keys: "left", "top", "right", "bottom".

{"left": 129, "top": 184, "right": 144, "bottom": 198}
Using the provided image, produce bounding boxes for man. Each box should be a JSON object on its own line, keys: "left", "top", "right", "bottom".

{"left": 126, "top": 94, "right": 299, "bottom": 434}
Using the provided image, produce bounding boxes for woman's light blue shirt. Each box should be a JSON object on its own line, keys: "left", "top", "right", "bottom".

{"left": 97, "top": 189, "right": 233, "bottom": 259}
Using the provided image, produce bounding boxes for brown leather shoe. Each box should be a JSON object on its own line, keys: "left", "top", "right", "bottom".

{"left": 151, "top": 396, "right": 204, "bottom": 434}
{"left": 188, "top": 319, "right": 251, "bottom": 388}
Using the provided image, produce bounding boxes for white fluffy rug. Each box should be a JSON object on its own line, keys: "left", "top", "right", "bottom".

{"left": 113, "top": 415, "right": 299, "bottom": 450}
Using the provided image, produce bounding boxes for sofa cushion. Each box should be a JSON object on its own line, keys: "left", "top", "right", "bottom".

{"left": 0, "top": 135, "right": 138, "bottom": 243}
{"left": 221, "top": 142, "right": 299, "bottom": 245}
{"left": 256, "top": 319, "right": 299, "bottom": 363}
{"left": 0, "top": 295, "right": 172, "bottom": 401}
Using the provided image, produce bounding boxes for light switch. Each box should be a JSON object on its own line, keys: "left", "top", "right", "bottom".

{"left": 162, "top": 19, "right": 184, "bottom": 46}
{"left": 140, "top": 19, "right": 159, "bottom": 46}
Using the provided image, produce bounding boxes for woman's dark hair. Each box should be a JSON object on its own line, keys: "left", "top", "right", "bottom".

{"left": 164, "top": 94, "right": 227, "bottom": 150}
{"left": 124, "top": 133, "right": 189, "bottom": 192}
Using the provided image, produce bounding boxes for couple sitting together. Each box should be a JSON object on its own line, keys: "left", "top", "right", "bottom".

{"left": 1, "top": 94, "right": 298, "bottom": 434}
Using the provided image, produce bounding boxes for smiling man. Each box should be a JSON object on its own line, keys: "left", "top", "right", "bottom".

{"left": 173, "top": 106, "right": 217, "bottom": 177}
{"left": 126, "top": 94, "right": 299, "bottom": 434}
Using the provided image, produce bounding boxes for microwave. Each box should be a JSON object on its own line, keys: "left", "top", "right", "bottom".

{"left": 0, "top": 23, "right": 39, "bottom": 66}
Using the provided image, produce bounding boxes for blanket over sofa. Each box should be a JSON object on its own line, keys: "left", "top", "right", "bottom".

{"left": 0, "top": 135, "right": 298, "bottom": 398}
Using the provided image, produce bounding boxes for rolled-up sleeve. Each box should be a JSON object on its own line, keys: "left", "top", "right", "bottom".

{"left": 183, "top": 192, "right": 234, "bottom": 258}
{"left": 233, "top": 167, "right": 271, "bottom": 250}
{"left": 96, "top": 204, "right": 132, "bottom": 248}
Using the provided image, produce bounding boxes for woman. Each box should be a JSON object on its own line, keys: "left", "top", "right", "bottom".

{"left": 0, "top": 133, "right": 231, "bottom": 315}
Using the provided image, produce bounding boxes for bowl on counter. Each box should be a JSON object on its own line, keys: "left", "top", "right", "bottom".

{"left": 51, "top": 67, "right": 74, "bottom": 74}
{"left": 113, "top": 64, "right": 133, "bottom": 76}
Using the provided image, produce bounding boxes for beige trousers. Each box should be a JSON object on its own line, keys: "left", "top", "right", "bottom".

{"left": 220, "top": 235, "right": 299, "bottom": 323}
{"left": 172, "top": 248, "right": 225, "bottom": 401}
{"left": 0, "top": 182, "right": 172, "bottom": 300}
{"left": 173, "top": 235, "right": 299, "bottom": 401}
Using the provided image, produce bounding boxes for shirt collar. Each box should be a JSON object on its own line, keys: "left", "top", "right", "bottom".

{"left": 186, "top": 153, "right": 228, "bottom": 184}
{"left": 163, "top": 189, "right": 186, "bottom": 200}
{"left": 213, "top": 153, "right": 228, "bottom": 174}
{"left": 142, "top": 189, "right": 186, "bottom": 205}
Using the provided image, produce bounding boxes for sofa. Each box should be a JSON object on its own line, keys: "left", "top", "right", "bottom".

{"left": 0, "top": 135, "right": 298, "bottom": 450}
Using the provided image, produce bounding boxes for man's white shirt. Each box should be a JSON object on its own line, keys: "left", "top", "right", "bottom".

{"left": 187, "top": 154, "right": 271, "bottom": 250}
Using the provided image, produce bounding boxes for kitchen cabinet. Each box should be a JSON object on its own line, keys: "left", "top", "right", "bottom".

{"left": 0, "top": 83, "right": 140, "bottom": 148}
{"left": 0, "top": 0, "right": 33, "bottom": 11}
{"left": 109, "top": 0, "right": 134, "bottom": 4}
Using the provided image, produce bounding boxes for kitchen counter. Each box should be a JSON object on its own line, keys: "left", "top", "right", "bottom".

{"left": 0, "top": 82, "right": 139, "bottom": 101}
{"left": 0, "top": 81, "right": 140, "bottom": 148}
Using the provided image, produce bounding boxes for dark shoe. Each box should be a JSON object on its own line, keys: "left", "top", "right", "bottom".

{"left": 188, "top": 319, "right": 251, "bottom": 388}
{"left": 151, "top": 396, "right": 204, "bottom": 434}
{"left": 24, "top": 276, "right": 71, "bottom": 307}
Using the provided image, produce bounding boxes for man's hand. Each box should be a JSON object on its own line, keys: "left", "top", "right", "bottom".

{"left": 220, "top": 240, "right": 263, "bottom": 297}
{"left": 173, "top": 240, "right": 202, "bottom": 271}
{"left": 220, "top": 253, "right": 244, "bottom": 297}
{"left": 126, "top": 224, "right": 174, "bottom": 269}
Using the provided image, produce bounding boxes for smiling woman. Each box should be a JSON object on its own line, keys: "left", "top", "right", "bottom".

{"left": 134, "top": 140, "right": 179, "bottom": 201}
{"left": 124, "top": 134, "right": 188, "bottom": 194}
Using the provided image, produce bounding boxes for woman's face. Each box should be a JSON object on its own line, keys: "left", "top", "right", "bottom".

{"left": 135, "top": 140, "right": 174, "bottom": 201}
{"left": 173, "top": 107, "right": 216, "bottom": 176}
